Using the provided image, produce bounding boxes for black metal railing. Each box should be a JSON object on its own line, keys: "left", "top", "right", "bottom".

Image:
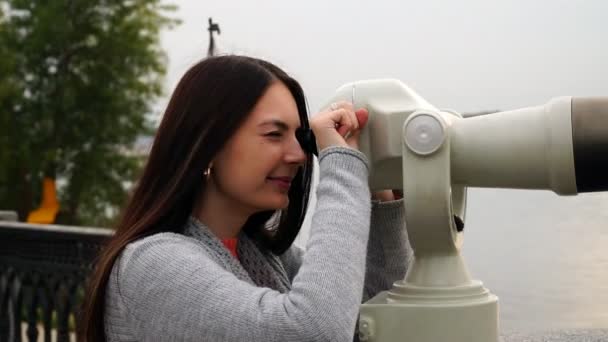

{"left": 0, "top": 222, "right": 112, "bottom": 342}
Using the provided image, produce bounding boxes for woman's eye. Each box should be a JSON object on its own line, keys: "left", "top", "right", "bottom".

{"left": 265, "top": 132, "right": 283, "bottom": 138}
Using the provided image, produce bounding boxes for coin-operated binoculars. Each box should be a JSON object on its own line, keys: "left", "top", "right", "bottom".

{"left": 325, "top": 79, "right": 608, "bottom": 342}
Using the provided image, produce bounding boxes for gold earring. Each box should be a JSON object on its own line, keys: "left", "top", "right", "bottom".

{"left": 204, "top": 162, "right": 214, "bottom": 177}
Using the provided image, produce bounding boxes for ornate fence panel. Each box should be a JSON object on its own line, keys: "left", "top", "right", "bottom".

{"left": 0, "top": 222, "right": 112, "bottom": 342}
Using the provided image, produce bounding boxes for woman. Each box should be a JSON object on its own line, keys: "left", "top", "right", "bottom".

{"left": 81, "top": 55, "right": 410, "bottom": 341}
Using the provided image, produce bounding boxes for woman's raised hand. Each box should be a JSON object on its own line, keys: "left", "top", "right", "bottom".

{"left": 310, "top": 101, "right": 369, "bottom": 152}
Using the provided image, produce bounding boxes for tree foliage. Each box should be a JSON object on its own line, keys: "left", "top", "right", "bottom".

{"left": 0, "top": 0, "right": 178, "bottom": 226}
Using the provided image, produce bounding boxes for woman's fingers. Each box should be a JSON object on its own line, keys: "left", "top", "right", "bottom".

{"left": 344, "top": 108, "right": 369, "bottom": 149}
{"left": 355, "top": 108, "right": 369, "bottom": 128}
{"left": 346, "top": 109, "right": 369, "bottom": 139}
{"left": 328, "top": 101, "right": 358, "bottom": 137}
{"left": 335, "top": 110, "right": 354, "bottom": 136}
{"left": 329, "top": 100, "right": 353, "bottom": 112}
{"left": 311, "top": 101, "right": 369, "bottom": 151}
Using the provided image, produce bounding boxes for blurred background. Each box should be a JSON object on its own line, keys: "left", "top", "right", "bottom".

{"left": 1, "top": 0, "right": 607, "bottom": 338}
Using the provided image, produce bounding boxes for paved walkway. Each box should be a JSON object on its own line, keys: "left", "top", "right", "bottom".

{"left": 502, "top": 329, "right": 608, "bottom": 341}
{"left": 19, "top": 322, "right": 608, "bottom": 341}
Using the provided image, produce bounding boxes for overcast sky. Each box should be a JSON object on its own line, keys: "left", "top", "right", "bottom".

{"left": 159, "top": 0, "right": 607, "bottom": 117}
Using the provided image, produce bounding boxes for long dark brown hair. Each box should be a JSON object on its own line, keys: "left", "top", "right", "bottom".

{"left": 80, "top": 55, "right": 314, "bottom": 341}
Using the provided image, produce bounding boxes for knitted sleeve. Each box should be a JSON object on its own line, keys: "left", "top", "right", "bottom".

{"left": 112, "top": 146, "right": 371, "bottom": 342}
{"left": 363, "top": 199, "right": 411, "bottom": 301}
{"left": 280, "top": 200, "right": 411, "bottom": 301}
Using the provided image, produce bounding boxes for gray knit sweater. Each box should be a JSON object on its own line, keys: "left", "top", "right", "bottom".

{"left": 104, "top": 146, "right": 411, "bottom": 341}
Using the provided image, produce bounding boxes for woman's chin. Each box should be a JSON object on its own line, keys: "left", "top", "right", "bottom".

{"left": 274, "top": 198, "right": 290, "bottom": 210}
{"left": 261, "top": 195, "right": 289, "bottom": 211}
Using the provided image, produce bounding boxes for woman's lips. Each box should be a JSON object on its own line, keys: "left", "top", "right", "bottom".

{"left": 267, "top": 177, "right": 292, "bottom": 191}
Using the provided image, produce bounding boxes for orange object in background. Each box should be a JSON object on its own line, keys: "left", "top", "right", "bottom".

{"left": 27, "top": 177, "right": 60, "bottom": 224}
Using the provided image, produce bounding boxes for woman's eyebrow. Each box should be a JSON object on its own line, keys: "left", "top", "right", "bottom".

{"left": 258, "top": 119, "right": 290, "bottom": 131}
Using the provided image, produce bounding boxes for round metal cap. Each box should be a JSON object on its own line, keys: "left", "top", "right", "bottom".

{"left": 404, "top": 113, "right": 446, "bottom": 155}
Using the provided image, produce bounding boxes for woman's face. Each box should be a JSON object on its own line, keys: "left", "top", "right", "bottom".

{"left": 209, "top": 81, "right": 307, "bottom": 213}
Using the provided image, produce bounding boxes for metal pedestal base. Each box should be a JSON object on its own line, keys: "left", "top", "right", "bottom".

{"left": 359, "top": 281, "right": 498, "bottom": 342}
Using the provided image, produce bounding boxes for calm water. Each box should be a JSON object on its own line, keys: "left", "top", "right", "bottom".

{"left": 298, "top": 185, "right": 608, "bottom": 334}
{"left": 463, "top": 188, "right": 608, "bottom": 333}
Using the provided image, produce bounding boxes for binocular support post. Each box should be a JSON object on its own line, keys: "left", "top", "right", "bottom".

{"left": 359, "top": 109, "right": 498, "bottom": 342}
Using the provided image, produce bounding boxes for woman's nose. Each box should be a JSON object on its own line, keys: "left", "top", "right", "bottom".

{"left": 285, "top": 136, "right": 307, "bottom": 165}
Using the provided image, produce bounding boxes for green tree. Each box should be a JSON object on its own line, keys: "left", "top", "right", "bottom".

{"left": 0, "top": 0, "right": 179, "bottom": 226}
